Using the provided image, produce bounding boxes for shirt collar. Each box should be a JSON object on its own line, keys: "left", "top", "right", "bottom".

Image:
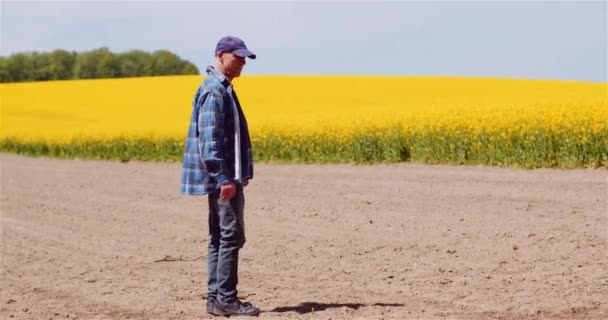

{"left": 206, "top": 66, "right": 231, "bottom": 88}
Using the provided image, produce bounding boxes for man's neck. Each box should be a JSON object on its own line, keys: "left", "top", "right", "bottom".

{"left": 215, "top": 64, "right": 233, "bottom": 82}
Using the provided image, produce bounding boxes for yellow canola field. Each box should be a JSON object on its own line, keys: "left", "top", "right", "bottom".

{"left": 1, "top": 75, "right": 606, "bottom": 166}
{"left": 238, "top": 76, "right": 606, "bottom": 142}
{"left": 2, "top": 75, "right": 606, "bottom": 140}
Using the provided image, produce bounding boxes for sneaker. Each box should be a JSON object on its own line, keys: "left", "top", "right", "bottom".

{"left": 207, "top": 296, "right": 252, "bottom": 315}
{"left": 206, "top": 296, "right": 221, "bottom": 316}
{"left": 214, "top": 298, "right": 260, "bottom": 317}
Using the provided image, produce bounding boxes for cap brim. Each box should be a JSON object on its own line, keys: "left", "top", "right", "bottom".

{"left": 232, "top": 48, "right": 256, "bottom": 59}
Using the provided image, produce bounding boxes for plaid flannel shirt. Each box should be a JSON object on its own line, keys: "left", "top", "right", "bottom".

{"left": 181, "top": 66, "right": 253, "bottom": 195}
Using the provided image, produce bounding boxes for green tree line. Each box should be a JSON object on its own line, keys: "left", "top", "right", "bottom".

{"left": 0, "top": 48, "right": 199, "bottom": 82}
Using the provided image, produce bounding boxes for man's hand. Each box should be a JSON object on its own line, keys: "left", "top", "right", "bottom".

{"left": 220, "top": 182, "right": 236, "bottom": 200}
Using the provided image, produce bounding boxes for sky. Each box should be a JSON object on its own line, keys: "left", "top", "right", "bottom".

{"left": 1, "top": 1, "right": 606, "bottom": 82}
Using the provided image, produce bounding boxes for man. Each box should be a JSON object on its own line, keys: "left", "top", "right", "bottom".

{"left": 181, "top": 36, "right": 259, "bottom": 317}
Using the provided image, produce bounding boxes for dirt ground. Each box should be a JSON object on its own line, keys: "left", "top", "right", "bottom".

{"left": 1, "top": 153, "right": 606, "bottom": 320}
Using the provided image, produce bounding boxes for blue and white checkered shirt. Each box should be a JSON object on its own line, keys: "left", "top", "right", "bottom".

{"left": 181, "top": 66, "right": 253, "bottom": 195}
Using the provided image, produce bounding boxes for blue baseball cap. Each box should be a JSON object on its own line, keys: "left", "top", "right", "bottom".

{"left": 215, "top": 36, "right": 256, "bottom": 59}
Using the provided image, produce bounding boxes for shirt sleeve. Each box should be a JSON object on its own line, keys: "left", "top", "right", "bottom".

{"left": 197, "top": 88, "right": 231, "bottom": 187}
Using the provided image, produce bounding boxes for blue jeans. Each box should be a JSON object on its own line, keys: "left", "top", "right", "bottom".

{"left": 207, "top": 184, "right": 246, "bottom": 301}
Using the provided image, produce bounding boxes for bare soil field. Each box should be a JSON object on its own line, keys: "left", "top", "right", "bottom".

{"left": 1, "top": 153, "right": 606, "bottom": 320}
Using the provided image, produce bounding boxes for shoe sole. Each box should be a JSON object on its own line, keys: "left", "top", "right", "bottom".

{"left": 207, "top": 306, "right": 228, "bottom": 317}
{"left": 213, "top": 307, "right": 260, "bottom": 317}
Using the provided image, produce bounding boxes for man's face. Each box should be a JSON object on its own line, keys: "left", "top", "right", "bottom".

{"left": 218, "top": 52, "right": 246, "bottom": 79}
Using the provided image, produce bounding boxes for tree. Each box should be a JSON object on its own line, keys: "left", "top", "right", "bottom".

{"left": 181, "top": 62, "right": 199, "bottom": 75}
{"left": 6, "top": 53, "right": 32, "bottom": 82}
{"left": 1, "top": 48, "right": 199, "bottom": 82}
{"left": 73, "top": 50, "right": 100, "bottom": 79}
{"left": 117, "top": 50, "right": 150, "bottom": 77}
{"left": 31, "top": 52, "right": 52, "bottom": 81}
{"left": 96, "top": 48, "right": 120, "bottom": 78}
{"left": 0, "top": 57, "right": 8, "bottom": 82}
{"left": 49, "top": 50, "right": 76, "bottom": 80}
{"left": 145, "top": 50, "right": 180, "bottom": 76}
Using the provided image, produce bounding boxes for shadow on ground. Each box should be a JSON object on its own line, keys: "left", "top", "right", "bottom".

{"left": 267, "top": 302, "right": 404, "bottom": 314}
